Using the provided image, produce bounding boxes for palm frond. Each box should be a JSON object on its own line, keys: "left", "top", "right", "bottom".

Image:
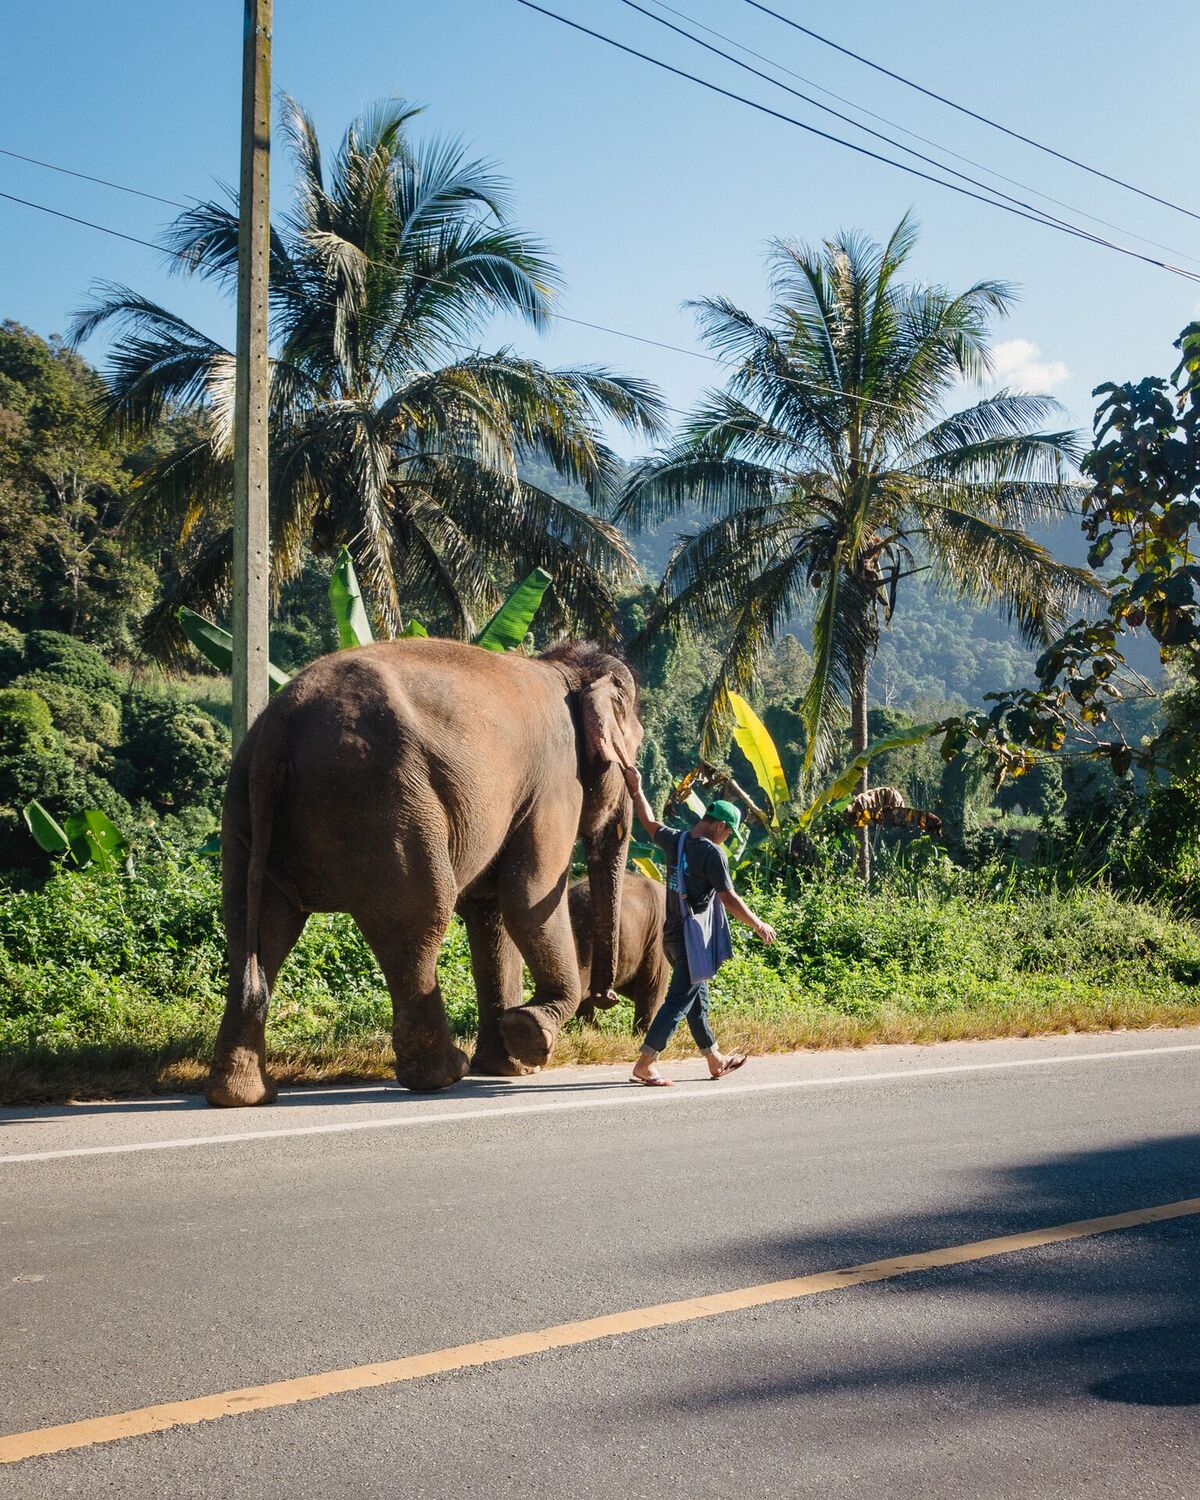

{"left": 915, "top": 501, "right": 1105, "bottom": 644}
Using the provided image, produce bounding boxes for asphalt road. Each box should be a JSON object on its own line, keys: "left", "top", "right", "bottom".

{"left": 3, "top": 1030, "right": 1200, "bottom": 1498}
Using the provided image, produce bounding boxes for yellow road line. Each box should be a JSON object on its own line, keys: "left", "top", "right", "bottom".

{"left": 3, "top": 1195, "right": 1198, "bottom": 1466}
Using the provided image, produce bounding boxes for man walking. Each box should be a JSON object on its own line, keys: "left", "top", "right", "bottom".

{"left": 623, "top": 766, "right": 776, "bottom": 1086}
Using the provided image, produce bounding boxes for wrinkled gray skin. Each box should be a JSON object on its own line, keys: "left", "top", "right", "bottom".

{"left": 571, "top": 873, "right": 669, "bottom": 1033}
{"left": 207, "top": 638, "right": 642, "bottom": 1106}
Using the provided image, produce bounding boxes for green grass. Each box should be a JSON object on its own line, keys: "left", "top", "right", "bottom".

{"left": 2, "top": 854, "right": 1198, "bottom": 1102}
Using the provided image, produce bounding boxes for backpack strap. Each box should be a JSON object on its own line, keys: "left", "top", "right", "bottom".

{"left": 676, "top": 830, "right": 690, "bottom": 923}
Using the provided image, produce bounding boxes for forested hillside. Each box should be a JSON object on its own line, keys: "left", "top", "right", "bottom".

{"left": 524, "top": 458, "right": 1162, "bottom": 711}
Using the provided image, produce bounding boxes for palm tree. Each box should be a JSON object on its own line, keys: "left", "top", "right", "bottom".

{"left": 71, "top": 97, "right": 665, "bottom": 653}
{"left": 617, "top": 216, "right": 1096, "bottom": 877}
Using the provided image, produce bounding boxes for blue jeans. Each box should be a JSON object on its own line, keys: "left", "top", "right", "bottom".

{"left": 643, "top": 937, "right": 717, "bottom": 1054}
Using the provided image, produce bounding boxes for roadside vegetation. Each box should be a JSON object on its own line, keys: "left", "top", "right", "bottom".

{"left": 2, "top": 97, "right": 1199, "bottom": 1104}
{"left": 2, "top": 852, "right": 1196, "bottom": 1103}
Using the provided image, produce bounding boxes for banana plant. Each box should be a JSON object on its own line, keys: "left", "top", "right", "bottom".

{"left": 177, "top": 609, "right": 293, "bottom": 692}
{"left": 792, "top": 721, "right": 947, "bottom": 832}
{"left": 179, "top": 554, "right": 554, "bottom": 680}
{"left": 727, "top": 692, "right": 789, "bottom": 827}
{"left": 328, "top": 545, "right": 374, "bottom": 648}
{"left": 23, "top": 800, "right": 131, "bottom": 872}
{"left": 642, "top": 699, "right": 946, "bottom": 880}
{"left": 474, "top": 568, "right": 552, "bottom": 652}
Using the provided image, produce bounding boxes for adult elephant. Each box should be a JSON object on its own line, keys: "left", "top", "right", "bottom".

{"left": 207, "top": 638, "right": 642, "bottom": 1106}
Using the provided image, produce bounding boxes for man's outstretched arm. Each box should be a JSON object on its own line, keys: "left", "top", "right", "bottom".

{"left": 622, "top": 765, "right": 662, "bottom": 839}
{"left": 719, "top": 888, "right": 777, "bottom": 943}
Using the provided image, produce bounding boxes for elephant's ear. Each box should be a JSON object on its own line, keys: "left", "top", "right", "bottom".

{"left": 579, "top": 673, "right": 630, "bottom": 768}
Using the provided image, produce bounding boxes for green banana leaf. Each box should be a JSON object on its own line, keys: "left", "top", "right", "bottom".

{"left": 630, "top": 856, "right": 664, "bottom": 883}
{"left": 399, "top": 619, "right": 429, "bottom": 638}
{"left": 795, "top": 721, "right": 945, "bottom": 831}
{"left": 64, "top": 809, "right": 130, "bottom": 872}
{"left": 728, "top": 691, "right": 789, "bottom": 825}
{"left": 177, "top": 608, "right": 291, "bottom": 692}
{"left": 475, "top": 568, "right": 552, "bottom": 652}
{"left": 23, "top": 799, "right": 71, "bottom": 856}
{"left": 328, "top": 546, "right": 374, "bottom": 648}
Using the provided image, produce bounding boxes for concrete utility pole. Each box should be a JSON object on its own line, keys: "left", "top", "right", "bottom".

{"left": 231, "top": 0, "right": 272, "bottom": 750}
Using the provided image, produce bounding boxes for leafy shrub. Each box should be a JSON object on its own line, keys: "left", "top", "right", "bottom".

{"left": 1124, "top": 778, "right": 1200, "bottom": 914}
{"left": 10, "top": 674, "right": 121, "bottom": 763}
{"left": 0, "top": 685, "right": 133, "bottom": 873}
{"left": 0, "top": 622, "right": 25, "bottom": 680}
{"left": 115, "top": 695, "right": 231, "bottom": 815}
{"left": 0, "top": 687, "right": 55, "bottom": 750}
{"left": 21, "top": 630, "right": 122, "bottom": 704}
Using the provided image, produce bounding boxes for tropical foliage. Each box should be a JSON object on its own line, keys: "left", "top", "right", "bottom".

{"left": 70, "top": 97, "right": 664, "bottom": 656}
{"left": 944, "top": 322, "right": 1200, "bottom": 783}
{"left": 617, "top": 216, "right": 1095, "bottom": 881}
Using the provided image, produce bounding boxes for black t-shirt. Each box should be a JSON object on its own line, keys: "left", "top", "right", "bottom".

{"left": 654, "top": 825, "right": 733, "bottom": 941}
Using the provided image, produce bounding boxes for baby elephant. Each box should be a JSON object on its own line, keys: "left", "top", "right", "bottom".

{"left": 571, "top": 872, "right": 669, "bottom": 1032}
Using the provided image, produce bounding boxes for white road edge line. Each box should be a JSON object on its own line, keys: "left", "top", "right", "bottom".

{"left": 3, "top": 1041, "right": 1199, "bottom": 1165}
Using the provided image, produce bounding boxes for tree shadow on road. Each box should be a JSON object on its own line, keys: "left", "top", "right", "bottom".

{"left": 608, "top": 1129, "right": 1200, "bottom": 1438}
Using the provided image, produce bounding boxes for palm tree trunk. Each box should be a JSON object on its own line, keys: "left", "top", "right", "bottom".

{"left": 851, "top": 653, "right": 870, "bottom": 882}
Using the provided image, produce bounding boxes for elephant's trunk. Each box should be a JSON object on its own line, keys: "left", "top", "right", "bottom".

{"left": 583, "top": 811, "right": 631, "bottom": 1006}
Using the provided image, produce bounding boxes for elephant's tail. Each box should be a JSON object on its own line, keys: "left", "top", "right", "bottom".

{"left": 243, "top": 706, "right": 289, "bottom": 1017}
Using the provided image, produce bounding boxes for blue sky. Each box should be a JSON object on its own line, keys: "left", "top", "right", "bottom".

{"left": 4, "top": 0, "right": 1198, "bottom": 456}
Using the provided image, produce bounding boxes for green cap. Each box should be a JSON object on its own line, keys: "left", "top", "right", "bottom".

{"left": 706, "top": 798, "right": 743, "bottom": 832}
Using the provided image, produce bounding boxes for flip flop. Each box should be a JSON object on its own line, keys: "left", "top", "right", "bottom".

{"left": 710, "top": 1053, "right": 747, "bottom": 1079}
{"left": 630, "top": 1073, "right": 674, "bottom": 1087}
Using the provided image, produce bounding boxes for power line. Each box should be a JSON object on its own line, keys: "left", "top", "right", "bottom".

{"left": 637, "top": 0, "right": 1200, "bottom": 268}
{"left": 514, "top": 0, "right": 1200, "bottom": 284}
{"left": 0, "top": 183, "right": 1075, "bottom": 429}
{"left": 0, "top": 146, "right": 189, "bottom": 210}
{"left": 742, "top": 0, "right": 1200, "bottom": 226}
{"left": 614, "top": 0, "right": 1195, "bottom": 276}
{"left": 0, "top": 189, "right": 182, "bottom": 257}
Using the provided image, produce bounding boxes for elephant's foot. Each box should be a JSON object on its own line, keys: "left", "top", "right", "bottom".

{"left": 497, "top": 1006, "right": 556, "bottom": 1069}
{"left": 470, "top": 1044, "right": 539, "bottom": 1078}
{"left": 205, "top": 1047, "right": 277, "bottom": 1108}
{"left": 394, "top": 1043, "right": 470, "bottom": 1093}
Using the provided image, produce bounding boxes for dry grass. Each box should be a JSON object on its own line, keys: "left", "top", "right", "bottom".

{"left": 5, "top": 994, "right": 1200, "bottom": 1105}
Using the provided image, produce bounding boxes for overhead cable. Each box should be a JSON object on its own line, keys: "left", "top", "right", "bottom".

{"left": 614, "top": 0, "right": 1193, "bottom": 272}
{"left": 512, "top": 0, "right": 1200, "bottom": 283}
{"left": 742, "top": 0, "right": 1200, "bottom": 224}
{"left": 0, "top": 146, "right": 189, "bottom": 210}
{"left": 635, "top": 0, "right": 1200, "bottom": 267}
{"left": 0, "top": 185, "right": 923, "bottom": 418}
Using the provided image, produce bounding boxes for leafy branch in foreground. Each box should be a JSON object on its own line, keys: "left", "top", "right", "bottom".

{"left": 941, "top": 322, "right": 1200, "bottom": 789}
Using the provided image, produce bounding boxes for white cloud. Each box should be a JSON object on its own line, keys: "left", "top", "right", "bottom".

{"left": 988, "top": 338, "right": 1070, "bottom": 392}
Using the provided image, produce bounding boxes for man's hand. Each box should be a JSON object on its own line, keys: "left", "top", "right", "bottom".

{"left": 623, "top": 764, "right": 661, "bottom": 839}
{"left": 753, "top": 919, "right": 777, "bottom": 944}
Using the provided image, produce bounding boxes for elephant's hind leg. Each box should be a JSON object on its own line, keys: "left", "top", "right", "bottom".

{"left": 352, "top": 835, "right": 468, "bottom": 1092}
{"left": 207, "top": 880, "right": 307, "bottom": 1108}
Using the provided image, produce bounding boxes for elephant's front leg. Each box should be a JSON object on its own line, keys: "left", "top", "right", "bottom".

{"left": 458, "top": 895, "right": 534, "bottom": 1077}
{"left": 496, "top": 877, "right": 581, "bottom": 1071}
